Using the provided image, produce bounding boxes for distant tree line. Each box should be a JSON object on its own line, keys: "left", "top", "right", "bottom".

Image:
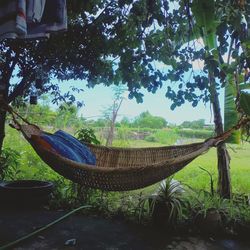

{"left": 10, "top": 101, "right": 213, "bottom": 132}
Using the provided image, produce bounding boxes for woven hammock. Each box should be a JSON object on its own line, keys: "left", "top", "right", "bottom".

{"left": 2, "top": 102, "right": 246, "bottom": 191}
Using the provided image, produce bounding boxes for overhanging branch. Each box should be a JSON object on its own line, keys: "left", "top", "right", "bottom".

{"left": 8, "top": 74, "right": 35, "bottom": 103}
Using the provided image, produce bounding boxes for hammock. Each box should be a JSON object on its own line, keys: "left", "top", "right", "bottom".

{"left": 2, "top": 102, "right": 247, "bottom": 191}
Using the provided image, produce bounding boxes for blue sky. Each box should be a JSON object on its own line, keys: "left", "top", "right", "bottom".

{"left": 59, "top": 80, "right": 224, "bottom": 125}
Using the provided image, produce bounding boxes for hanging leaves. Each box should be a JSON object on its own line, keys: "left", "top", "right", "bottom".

{"left": 191, "top": 0, "right": 218, "bottom": 49}
{"left": 240, "top": 92, "right": 250, "bottom": 116}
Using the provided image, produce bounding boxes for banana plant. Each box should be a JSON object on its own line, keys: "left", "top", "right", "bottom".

{"left": 191, "top": 0, "right": 248, "bottom": 143}
{"left": 224, "top": 76, "right": 240, "bottom": 143}
{"left": 191, "top": 0, "right": 217, "bottom": 50}
{"left": 224, "top": 75, "right": 250, "bottom": 143}
{"left": 240, "top": 91, "right": 250, "bottom": 116}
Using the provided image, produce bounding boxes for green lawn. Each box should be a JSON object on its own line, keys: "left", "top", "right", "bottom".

{"left": 120, "top": 139, "right": 250, "bottom": 194}
{"left": 3, "top": 127, "right": 250, "bottom": 194}
{"left": 174, "top": 144, "right": 250, "bottom": 194}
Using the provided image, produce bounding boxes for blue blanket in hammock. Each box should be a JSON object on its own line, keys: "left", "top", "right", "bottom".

{"left": 42, "top": 130, "right": 96, "bottom": 165}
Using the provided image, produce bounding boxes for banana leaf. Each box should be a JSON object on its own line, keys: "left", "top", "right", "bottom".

{"left": 240, "top": 92, "right": 250, "bottom": 116}
{"left": 191, "top": 0, "right": 217, "bottom": 49}
{"left": 224, "top": 79, "right": 241, "bottom": 144}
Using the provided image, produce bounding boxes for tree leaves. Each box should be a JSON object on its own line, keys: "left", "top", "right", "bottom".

{"left": 1, "top": 0, "right": 249, "bottom": 113}
{"left": 191, "top": 0, "right": 217, "bottom": 49}
{"left": 240, "top": 92, "right": 250, "bottom": 116}
{"left": 224, "top": 76, "right": 241, "bottom": 144}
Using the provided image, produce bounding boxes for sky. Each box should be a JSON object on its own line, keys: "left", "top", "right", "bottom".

{"left": 60, "top": 39, "right": 224, "bottom": 125}
{"left": 59, "top": 79, "right": 224, "bottom": 125}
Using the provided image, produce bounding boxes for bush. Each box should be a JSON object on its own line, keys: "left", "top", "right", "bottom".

{"left": 145, "top": 129, "right": 178, "bottom": 145}
{"left": 178, "top": 129, "right": 213, "bottom": 139}
{"left": 0, "top": 148, "right": 21, "bottom": 180}
{"left": 76, "top": 127, "right": 100, "bottom": 144}
{"left": 144, "top": 135, "right": 157, "bottom": 142}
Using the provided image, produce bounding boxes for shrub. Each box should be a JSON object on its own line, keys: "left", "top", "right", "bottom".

{"left": 139, "top": 178, "right": 188, "bottom": 227}
{"left": 76, "top": 127, "right": 100, "bottom": 144}
{"left": 0, "top": 148, "right": 21, "bottom": 180}
{"left": 178, "top": 129, "right": 213, "bottom": 139}
{"left": 145, "top": 130, "right": 178, "bottom": 145}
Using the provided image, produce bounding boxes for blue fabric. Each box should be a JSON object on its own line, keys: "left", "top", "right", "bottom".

{"left": 55, "top": 130, "right": 96, "bottom": 165}
{"left": 41, "top": 131, "right": 96, "bottom": 165}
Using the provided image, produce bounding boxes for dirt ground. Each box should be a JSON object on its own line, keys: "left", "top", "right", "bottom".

{"left": 0, "top": 208, "right": 249, "bottom": 250}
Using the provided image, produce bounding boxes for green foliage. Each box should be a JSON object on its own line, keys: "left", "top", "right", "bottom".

{"left": 55, "top": 104, "right": 83, "bottom": 130}
{"left": 180, "top": 119, "right": 206, "bottom": 129}
{"left": 13, "top": 102, "right": 57, "bottom": 127}
{"left": 0, "top": 148, "right": 21, "bottom": 180}
{"left": 0, "top": 0, "right": 175, "bottom": 105}
{"left": 239, "top": 92, "right": 250, "bottom": 141}
{"left": 224, "top": 76, "right": 241, "bottom": 144}
{"left": 91, "top": 119, "right": 108, "bottom": 128}
{"left": 177, "top": 129, "right": 213, "bottom": 139}
{"left": 49, "top": 178, "right": 82, "bottom": 209}
{"left": 139, "top": 177, "right": 187, "bottom": 226}
{"left": 187, "top": 189, "right": 250, "bottom": 226}
{"left": 240, "top": 92, "right": 250, "bottom": 116}
{"left": 191, "top": 0, "right": 217, "bottom": 49}
{"left": 145, "top": 129, "right": 178, "bottom": 145}
{"left": 173, "top": 143, "right": 250, "bottom": 194}
{"left": 76, "top": 127, "right": 100, "bottom": 145}
{"left": 224, "top": 76, "right": 250, "bottom": 144}
{"left": 133, "top": 111, "right": 167, "bottom": 129}
{"left": 119, "top": 117, "right": 131, "bottom": 127}
{"left": 116, "top": 125, "right": 130, "bottom": 145}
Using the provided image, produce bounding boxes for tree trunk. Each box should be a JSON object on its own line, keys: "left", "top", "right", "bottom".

{"left": 0, "top": 49, "right": 16, "bottom": 155}
{"left": 0, "top": 110, "right": 6, "bottom": 155}
{"left": 0, "top": 82, "right": 9, "bottom": 155}
{"left": 105, "top": 98, "right": 123, "bottom": 147}
{"left": 106, "top": 118, "right": 115, "bottom": 146}
{"left": 216, "top": 143, "right": 231, "bottom": 198}
{"left": 210, "top": 76, "right": 231, "bottom": 199}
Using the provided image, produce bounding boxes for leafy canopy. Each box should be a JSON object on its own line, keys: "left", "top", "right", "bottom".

{"left": 0, "top": 0, "right": 249, "bottom": 113}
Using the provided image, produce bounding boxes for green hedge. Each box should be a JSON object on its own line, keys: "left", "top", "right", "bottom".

{"left": 145, "top": 130, "right": 178, "bottom": 145}
{"left": 177, "top": 129, "right": 214, "bottom": 139}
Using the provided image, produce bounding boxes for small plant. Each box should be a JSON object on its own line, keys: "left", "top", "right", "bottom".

{"left": 74, "top": 127, "right": 101, "bottom": 209}
{"left": 139, "top": 177, "right": 187, "bottom": 227}
{"left": 184, "top": 167, "right": 227, "bottom": 233}
{"left": 76, "top": 127, "right": 100, "bottom": 145}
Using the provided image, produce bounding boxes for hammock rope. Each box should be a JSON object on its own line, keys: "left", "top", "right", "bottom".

{"left": 1, "top": 101, "right": 249, "bottom": 191}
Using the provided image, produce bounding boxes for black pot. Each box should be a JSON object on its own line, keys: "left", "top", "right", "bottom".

{"left": 0, "top": 180, "right": 54, "bottom": 208}
{"left": 195, "top": 208, "right": 222, "bottom": 234}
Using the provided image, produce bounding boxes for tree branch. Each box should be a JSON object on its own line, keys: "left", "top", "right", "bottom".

{"left": 8, "top": 73, "right": 35, "bottom": 103}
{"left": 88, "top": 0, "right": 115, "bottom": 26}
{"left": 6, "top": 51, "right": 20, "bottom": 84}
{"left": 227, "top": 37, "right": 234, "bottom": 65}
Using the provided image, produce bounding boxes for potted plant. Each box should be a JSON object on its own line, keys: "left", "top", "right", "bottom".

{"left": 187, "top": 167, "right": 226, "bottom": 234}
{"left": 188, "top": 188, "right": 231, "bottom": 235}
{"left": 139, "top": 177, "right": 187, "bottom": 228}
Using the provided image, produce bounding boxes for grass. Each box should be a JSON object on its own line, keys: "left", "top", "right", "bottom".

{"left": 3, "top": 126, "right": 250, "bottom": 195}
{"left": 174, "top": 143, "right": 250, "bottom": 194}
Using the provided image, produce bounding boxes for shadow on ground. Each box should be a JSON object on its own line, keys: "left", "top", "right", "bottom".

{"left": 0, "top": 209, "right": 249, "bottom": 250}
